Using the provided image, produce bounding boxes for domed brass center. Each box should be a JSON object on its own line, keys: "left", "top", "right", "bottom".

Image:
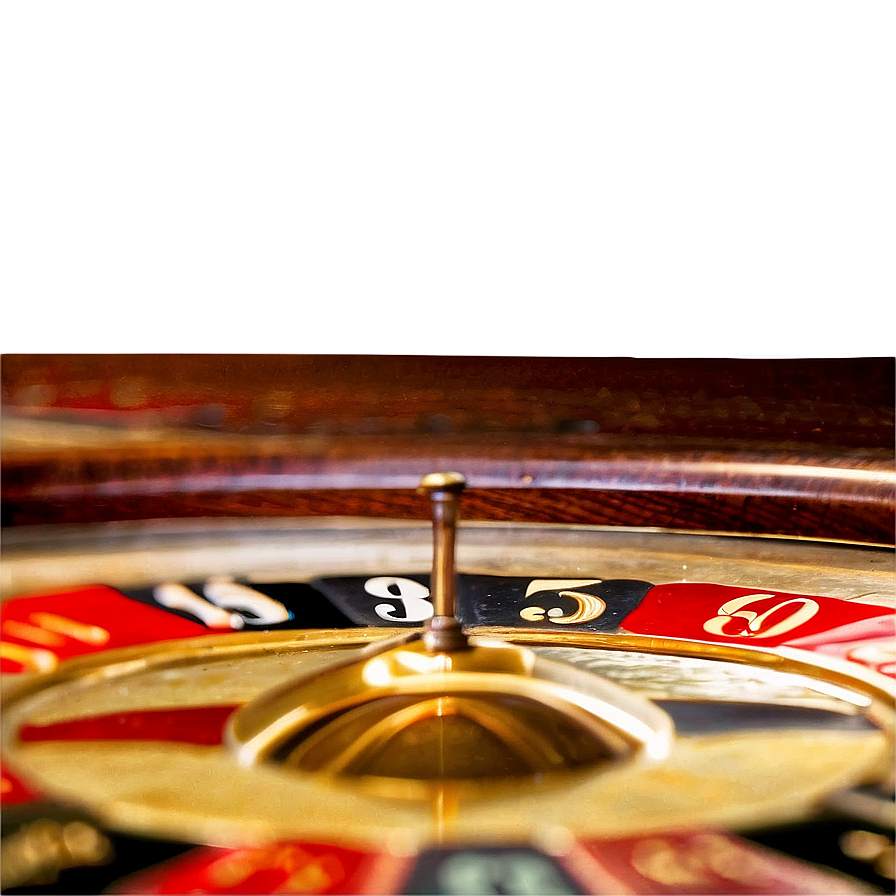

{"left": 277, "top": 692, "right": 629, "bottom": 780}
{"left": 226, "top": 636, "right": 674, "bottom": 795}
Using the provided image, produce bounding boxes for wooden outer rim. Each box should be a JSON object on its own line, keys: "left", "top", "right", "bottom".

{"left": 5, "top": 440, "right": 893, "bottom": 500}
{"left": 3, "top": 431, "right": 893, "bottom": 542}
{"left": 3, "top": 356, "right": 893, "bottom": 541}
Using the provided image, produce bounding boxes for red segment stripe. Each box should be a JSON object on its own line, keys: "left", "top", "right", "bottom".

{"left": 18, "top": 705, "right": 239, "bottom": 746}
{"left": 620, "top": 583, "right": 893, "bottom": 649}
{"left": 108, "top": 842, "right": 390, "bottom": 895}
{"left": 1, "top": 586, "right": 210, "bottom": 674}
{"left": 576, "top": 829, "right": 874, "bottom": 894}
{"left": 789, "top": 616, "right": 896, "bottom": 677}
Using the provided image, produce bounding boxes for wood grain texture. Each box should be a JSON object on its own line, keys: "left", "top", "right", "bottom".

{"left": 3, "top": 355, "right": 893, "bottom": 446}
{"left": 2, "top": 356, "right": 893, "bottom": 543}
{"left": 4, "top": 487, "right": 893, "bottom": 545}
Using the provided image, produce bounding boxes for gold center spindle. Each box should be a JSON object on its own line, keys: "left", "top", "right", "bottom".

{"left": 418, "top": 472, "right": 470, "bottom": 653}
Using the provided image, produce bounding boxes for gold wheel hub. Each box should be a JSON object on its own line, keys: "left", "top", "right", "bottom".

{"left": 226, "top": 634, "right": 674, "bottom": 794}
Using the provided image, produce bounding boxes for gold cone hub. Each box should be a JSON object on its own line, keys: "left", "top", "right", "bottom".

{"left": 279, "top": 693, "right": 624, "bottom": 779}
{"left": 225, "top": 635, "right": 675, "bottom": 797}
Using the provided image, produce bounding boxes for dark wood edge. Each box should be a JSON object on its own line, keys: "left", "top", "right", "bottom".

{"left": 3, "top": 430, "right": 893, "bottom": 544}
{"left": 4, "top": 488, "right": 893, "bottom": 545}
{"left": 2, "top": 356, "right": 896, "bottom": 543}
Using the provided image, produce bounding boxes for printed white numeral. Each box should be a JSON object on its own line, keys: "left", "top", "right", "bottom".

{"left": 632, "top": 834, "right": 766, "bottom": 888}
{"left": 364, "top": 576, "right": 434, "bottom": 622}
{"left": 154, "top": 579, "right": 292, "bottom": 629}
{"left": 520, "top": 579, "right": 606, "bottom": 625}
{"left": 1, "top": 613, "right": 113, "bottom": 673}
{"left": 438, "top": 853, "right": 568, "bottom": 895}
{"left": 847, "top": 640, "right": 896, "bottom": 677}
{"left": 154, "top": 583, "right": 245, "bottom": 629}
{"left": 202, "top": 576, "right": 292, "bottom": 625}
{"left": 0, "top": 641, "right": 58, "bottom": 673}
{"left": 703, "top": 594, "right": 819, "bottom": 639}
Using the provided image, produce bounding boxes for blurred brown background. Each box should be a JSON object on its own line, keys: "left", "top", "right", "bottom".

{"left": 0, "top": 0, "right": 894, "bottom": 355}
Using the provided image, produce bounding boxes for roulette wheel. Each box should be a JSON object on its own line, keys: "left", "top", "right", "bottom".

{"left": 1, "top": 355, "right": 894, "bottom": 895}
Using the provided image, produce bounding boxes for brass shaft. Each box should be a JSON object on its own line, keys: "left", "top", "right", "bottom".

{"left": 429, "top": 488, "right": 459, "bottom": 617}
{"left": 418, "top": 472, "right": 468, "bottom": 652}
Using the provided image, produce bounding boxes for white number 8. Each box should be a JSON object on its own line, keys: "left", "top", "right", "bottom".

{"left": 365, "top": 577, "right": 434, "bottom": 622}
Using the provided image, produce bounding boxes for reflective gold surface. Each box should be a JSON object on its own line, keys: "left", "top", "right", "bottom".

{"left": 226, "top": 634, "right": 673, "bottom": 797}
{"left": 3, "top": 627, "right": 892, "bottom": 850}
{"left": 2, "top": 520, "right": 893, "bottom": 863}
